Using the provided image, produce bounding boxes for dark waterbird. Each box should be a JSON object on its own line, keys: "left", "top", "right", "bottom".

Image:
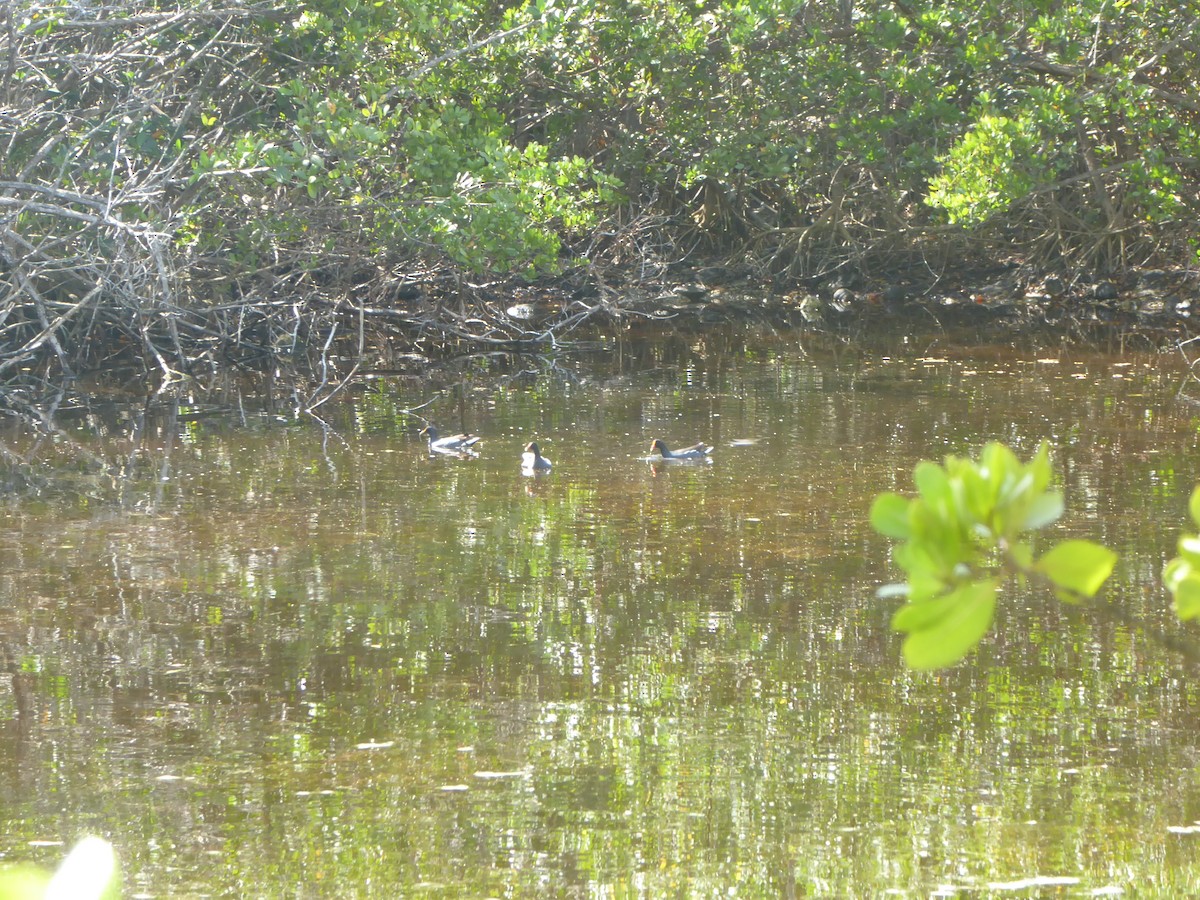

{"left": 420, "top": 426, "right": 481, "bottom": 454}
{"left": 649, "top": 439, "right": 712, "bottom": 460}
{"left": 521, "top": 441, "right": 552, "bottom": 471}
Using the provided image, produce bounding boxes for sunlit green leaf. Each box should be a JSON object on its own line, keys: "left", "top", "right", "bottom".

{"left": 1027, "top": 441, "right": 1053, "bottom": 493}
{"left": 891, "top": 590, "right": 959, "bottom": 632}
{"left": 981, "top": 441, "right": 1019, "bottom": 485}
{"left": 1178, "top": 534, "right": 1200, "bottom": 561}
{"left": 896, "top": 580, "right": 998, "bottom": 670}
{"left": 958, "top": 466, "right": 990, "bottom": 522}
{"left": 1021, "top": 491, "right": 1063, "bottom": 530}
{"left": 907, "top": 569, "right": 949, "bottom": 603}
{"left": 908, "top": 500, "right": 952, "bottom": 542}
{"left": 0, "top": 866, "right": 51, "bottom": 900}
{"left": 870, "top": 492, "right": 910, "bottom": 538}
{"left": 1164, "top": 556, "right": 1192, "bottom": 590}
{"left": 1171, "top": 571, "right": 1200, "bottom": 621}
{"left": 1034, "top": 539, "right": 1117, "bottom": 598}
{"left": 1006, "top": 469, "right": 1035, "bottom": 504}
{"left": 1189, "top": 486, "right": 1200, "bottom": 527}
{"left": 913, "top": 460, "right": 950, "bottom": 502}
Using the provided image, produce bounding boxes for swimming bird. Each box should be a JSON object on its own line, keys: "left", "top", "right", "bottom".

{"left": 521, "top": 441, "right": 552, "bottom": 471}
{"left": 420, "top": 425, "right": 481, "bottom": 453}
{"left": 649, "top": 438, "right": 712, "bottom": 460}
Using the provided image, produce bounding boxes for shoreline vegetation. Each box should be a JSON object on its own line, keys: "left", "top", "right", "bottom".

{"left": 3, "top": 0, "right": 1200, "bottom": 413}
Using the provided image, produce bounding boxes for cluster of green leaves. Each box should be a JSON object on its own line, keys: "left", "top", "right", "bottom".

{"left": 459, "top": 0, "right": 1200, "bottom": 266}
{"left": 927, "top": 103, "right": 1066, "bottom": 225}
{"left": 494, "top": 0, "right": 971, "bottom": 235}
{"left": 922, "top": 1, "right": 1199, "bottom": 262}
{"left": 181, "top": 0, "right": 621, "bottom": 277}
{"left": 383, "top": 105, "right": 621, "bottom": 276}
{"left": 870, "top": 443, "right": 1117, "bottom": 670}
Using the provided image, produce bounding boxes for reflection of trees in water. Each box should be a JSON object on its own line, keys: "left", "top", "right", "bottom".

{"left": 0, "top": 340, "right": 1197, "bottom": 893}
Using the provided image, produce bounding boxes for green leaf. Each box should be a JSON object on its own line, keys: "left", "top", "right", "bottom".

{"left": 0, "top": 866, "right": 51, "bottom": 900}
{"left": 1027, "top": 441, "right": 1053, "bottom": 493}
{"left": 981, "top": 442, "right": 1020, "bottom": 489}
{"left": 1165, "top": 556, "right": 1193, "bottom": 590}
{"left": 1179, "top": 534, "right": 1200, "bottom": 562}
{"left": 1190, "top": 486, "right": 1200, "bottom": 527}
{"left": 895, "top": 580, "right": 997, "bottom": 670}
{"left": 958, "top": 465, "right": 991, "bottom": 523}
{"left": 1171, "top": 571, "right": 1200, "bottom": 621}
{"left": 907, "top": 568, "right": 949, "bottom": 604}
{"left": 893, "top": 539, "right": 947, "bottom": 580}
{"left": 1034, "top": 539, "right": 1117, "bottom": 598}
{"left": 1021, "top": 490, "right": 1063, "bottom": 530}
{"left": 870, "top": 492, "right": 910, "bottom": 538}
{"left": 913, "top": 460, "right": 950, "bottom": 502}
{"left": 892, "top": 590, "right": 960, "bottom": 632}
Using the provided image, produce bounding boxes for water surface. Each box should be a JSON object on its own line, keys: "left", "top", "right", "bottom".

{"left": 2, "top": 328, "right": 1200, "bottom": 897}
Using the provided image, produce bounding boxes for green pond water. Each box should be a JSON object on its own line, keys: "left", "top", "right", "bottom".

{"left": 3, "top": 327, "right": 1200, "bottom": 897}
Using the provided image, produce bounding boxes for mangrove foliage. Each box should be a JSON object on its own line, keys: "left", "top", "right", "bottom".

{"left": 2, "top": 0, "right": 1199, "bottom": 386}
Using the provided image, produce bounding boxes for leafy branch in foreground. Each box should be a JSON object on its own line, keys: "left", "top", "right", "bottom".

{"left": 870, "top": 442, "right": 1117, "bottom": 670}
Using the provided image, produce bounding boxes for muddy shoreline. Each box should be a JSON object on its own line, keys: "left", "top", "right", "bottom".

{"left": 4, "top": 259, "right": 1200, "bottom": 421}
{"left": 400, "top": 260, "right": 1200, "bottom": 354}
